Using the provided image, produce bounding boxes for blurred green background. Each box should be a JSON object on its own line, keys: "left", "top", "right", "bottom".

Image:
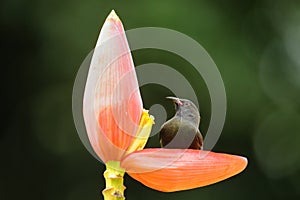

{"left": 2, "top": 0, "right": 300, "bottom": 199}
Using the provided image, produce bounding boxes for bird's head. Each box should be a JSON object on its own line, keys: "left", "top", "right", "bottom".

{"left": 166, "top": 96, "right": 200, "bottom": 126}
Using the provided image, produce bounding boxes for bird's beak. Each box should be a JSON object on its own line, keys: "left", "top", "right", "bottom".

{"left": 166, "top": 96, "right": 183, "bottom": 105}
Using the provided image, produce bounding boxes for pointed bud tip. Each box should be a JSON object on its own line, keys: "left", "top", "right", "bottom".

{"left": 107, "top": 10, "right": 121, "bottom": 22}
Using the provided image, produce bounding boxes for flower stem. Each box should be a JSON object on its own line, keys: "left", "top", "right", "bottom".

{"left": 103, "top": 161, "right": 126, "bottom": 200}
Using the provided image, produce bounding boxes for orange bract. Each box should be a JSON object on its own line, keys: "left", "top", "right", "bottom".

{"left": 121, "top": 149, "right": 247, "bottom": 192}
{"left": 83, "top": 10, "right": 143, "bottom": 162}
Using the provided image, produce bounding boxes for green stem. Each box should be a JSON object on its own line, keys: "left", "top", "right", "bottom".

{"left": 102, "top": 161, "right": 126, "bottom": 200}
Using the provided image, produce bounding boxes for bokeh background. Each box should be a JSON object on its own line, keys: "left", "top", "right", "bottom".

{"left": 2, "top": 0, "right": 300, "bottom": 199}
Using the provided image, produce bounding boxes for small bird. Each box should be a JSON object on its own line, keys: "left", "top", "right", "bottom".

{"left": 159, "top": 97, "right": 203, "bottom": 149}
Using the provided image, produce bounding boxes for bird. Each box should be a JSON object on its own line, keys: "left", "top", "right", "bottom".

{"left": 159, "top": 97, "right": 203, "bottom": 149}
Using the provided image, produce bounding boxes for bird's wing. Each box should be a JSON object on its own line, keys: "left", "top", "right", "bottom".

{"left": 179, "top": 121, "right": 203, "bottom": 149}
{"left": 194, "top": 129, "right": 203, "bottom": 150}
